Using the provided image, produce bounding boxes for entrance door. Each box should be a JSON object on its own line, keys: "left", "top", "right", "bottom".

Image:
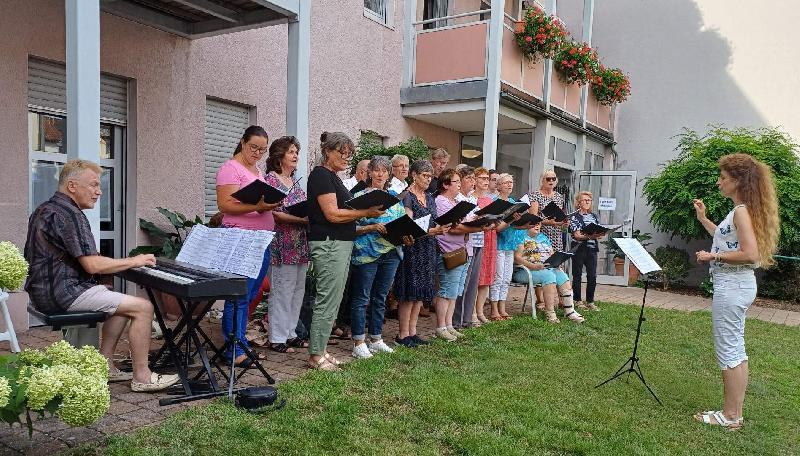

{"left": 574, "top": 170, "right": 637, "bottom": 286}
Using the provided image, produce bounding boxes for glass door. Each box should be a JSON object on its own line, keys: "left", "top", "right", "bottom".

{"left": 574, "top": 170, "right": 637, "bottom": 286}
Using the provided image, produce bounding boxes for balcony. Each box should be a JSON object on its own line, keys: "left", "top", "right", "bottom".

{"left": 402, "top": 1, "right": 613, "bottom": 136}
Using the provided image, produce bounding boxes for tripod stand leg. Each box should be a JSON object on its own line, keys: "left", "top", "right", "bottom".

{"left": 595, "top": 357, "right": 635, "bottom": 388}
{"left": 632, "top": 361, "right": 662, "bottom": 405}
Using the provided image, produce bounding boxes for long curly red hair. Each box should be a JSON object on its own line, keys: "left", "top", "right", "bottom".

{"left": 719, "top": 153, "right": 780, "bottom": 268}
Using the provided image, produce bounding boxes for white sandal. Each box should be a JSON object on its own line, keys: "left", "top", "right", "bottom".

{"left": 695, "top": 410, "right": 743, "bottom": 430}
{"left": 563, "top": 306, "right": 585, "bottom": 323}
{"left": 309, "top": 356, "right": 340, "bottom": 371}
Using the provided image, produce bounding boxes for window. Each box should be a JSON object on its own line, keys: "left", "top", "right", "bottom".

{"left": 549, "top": 136, "right": 576, "bottom": 166}
{"left": 204, "top": 99, "right": 251, "bottom": 219}
{"left": 364, "top": 0, "right": 391, "bottom": 26}
{"left": 422, "top": 0, "right": 449, "bottom": 30}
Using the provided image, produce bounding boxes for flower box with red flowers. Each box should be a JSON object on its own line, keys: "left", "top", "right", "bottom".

{"left": 553, "top": 41, "right": 599, "bottom": 85}
{"left": 514, "top": 5, "right": 568, "bottom": 63}
{"left": 592, "top": 66, "right": 631, "bottom": 105}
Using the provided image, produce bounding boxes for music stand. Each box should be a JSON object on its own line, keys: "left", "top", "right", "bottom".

{"left": 595, "top": 238, "right": 663, "bottom": 405}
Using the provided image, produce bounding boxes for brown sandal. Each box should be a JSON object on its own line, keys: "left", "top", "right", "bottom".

{"left": 544, "top": 310, "right": 560, "bottom": 324}
{"left": 309, "top": 356, "right": 339, "bottom": 371}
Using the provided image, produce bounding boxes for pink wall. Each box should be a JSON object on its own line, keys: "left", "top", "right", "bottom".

{"left": 414, "top": 23, "right": 488, "bottom": 84}
{"left": 0, "top": 0, "right": 461, "bottom": 332}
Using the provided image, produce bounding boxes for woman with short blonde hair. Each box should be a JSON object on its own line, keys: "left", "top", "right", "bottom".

{"left": 692, "top": 153, "right": 779, "bottom": 429}
{"left": 568, "top": 190, "right": 602, "bottom": 312}
{"left": 529, "top": 170, "right": 568, "bottom": 252}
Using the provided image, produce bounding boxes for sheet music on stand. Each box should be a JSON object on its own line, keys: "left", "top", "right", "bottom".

{"left": 613, "top": 238, "right": 661, "bottom": 274}
{"left": 176, "top": 225, "right": 275, "bottom": 279}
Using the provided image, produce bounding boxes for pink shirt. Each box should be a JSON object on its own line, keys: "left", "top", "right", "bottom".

{"left": 216, "top": 159, "right": 275, "bottom": 231}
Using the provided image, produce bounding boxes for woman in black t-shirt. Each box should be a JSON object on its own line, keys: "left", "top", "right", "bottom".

{"left": 306, "top": 132, "right": 384, "bottom": 371}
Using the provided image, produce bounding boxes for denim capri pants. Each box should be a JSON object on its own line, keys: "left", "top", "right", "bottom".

{"left": 512, "top": 267, "right": 569, "bottom": 287}
{"left": 711, "top": 270, "right": 756, "bottom": 370}
{"left": 437, "top": 256, "right": 468, "bottom": 299}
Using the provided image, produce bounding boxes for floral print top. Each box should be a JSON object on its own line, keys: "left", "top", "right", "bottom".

{"left": 265, "top": 171, "right": 309, "bottom": 265}
{"left": 351, "top": 188, "right": 406, "bottom": 265}
{"left": 518, "top": 232, "right": 553, "bottom": 264}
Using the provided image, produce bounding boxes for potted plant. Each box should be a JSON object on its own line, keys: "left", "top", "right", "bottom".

{"left": 130, "top": 207, "right": 209, "bottom": 318}
{"left": 592, "top": 66, "right": 631, "bottom": 105}
{"left": 603, "top": 230, "right": 652, "bottom": 285}
{"left": 553, "top": 40, "right": 599, "bottom": 85}
{"left": 0, "top": 340, "right": 110, "bottom": 436}
{"left": 513, "top": 5, "right": 568, "bottom": 63}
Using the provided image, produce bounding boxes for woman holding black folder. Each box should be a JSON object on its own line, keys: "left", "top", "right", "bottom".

{"left": 264, "top": 136, "right": 310, "bottom": 353}
{"left": 348, "top": 156, "right": 409, "bottom": 359}
{"left": 216, "top": 126, "right": 281, "bottom": 366}
{"left": 529, "top": 170, "right": 569, "bottom": 252}
{"left": 306, "top": 132, "right": 384, "bottom": 371}
{"left": 393, "top": 160, "right": 450, "bottom": 348}
{"left": 568, "top": 191, "right": 604, "bottom": 312}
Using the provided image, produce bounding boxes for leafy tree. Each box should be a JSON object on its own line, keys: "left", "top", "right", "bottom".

{"left": 643, "top": 126, "right": 800, "bottom": 254}
{"left": 643, "top": 126, "right": 800, "bottom": 301}
{"left": 349, "top": 131, "right": 431, "bottom": 173}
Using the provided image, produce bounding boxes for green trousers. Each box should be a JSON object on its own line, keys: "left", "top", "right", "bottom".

{"left": 308, "top": 239, "right": 353, "bottom": 356}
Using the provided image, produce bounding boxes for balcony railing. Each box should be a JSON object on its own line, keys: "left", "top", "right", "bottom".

{"left": 407, "top": 2, "right": 612, "bottom": 133}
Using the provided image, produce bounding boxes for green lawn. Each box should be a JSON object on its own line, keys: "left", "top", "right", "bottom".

{"left": 80, "top": 303, "right": 799, "bottom": 455}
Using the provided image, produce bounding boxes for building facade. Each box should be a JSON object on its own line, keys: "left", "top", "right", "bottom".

{"left": 2, "top": 0, "right": 624, "bottom": 332}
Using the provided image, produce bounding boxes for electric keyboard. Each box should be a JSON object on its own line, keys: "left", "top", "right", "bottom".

{"left": 117, "top": 257, "right": 247, "bottom": 299}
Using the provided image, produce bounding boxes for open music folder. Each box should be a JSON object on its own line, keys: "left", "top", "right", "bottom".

{"left": 231, "top": 180, "right": 288, "bottom": 205}
{"left": 176, "top": 225, "right": 275, "bottom": 278}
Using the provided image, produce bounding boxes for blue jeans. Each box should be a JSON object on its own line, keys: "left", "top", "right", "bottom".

{"left": 222, "top": 248, "right": 270, "bottom": 358}
{"left": 349, "top": 250, "right": 401, "bottom": 340}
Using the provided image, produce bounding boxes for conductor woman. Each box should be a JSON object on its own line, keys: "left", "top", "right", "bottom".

{"left": 692, "top": 153, "right": 779, "bottom": 430}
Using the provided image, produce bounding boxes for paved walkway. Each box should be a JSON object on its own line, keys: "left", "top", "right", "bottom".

{"left": 0, "top": 285, "right": 798, "bottom": 454}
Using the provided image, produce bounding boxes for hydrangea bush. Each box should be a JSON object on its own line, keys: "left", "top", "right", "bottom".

{"left": 0, "top": 340, "right": 110, "bottom": 435}
{"left": 0, "top": 241, "right": 28, "bottom": 291}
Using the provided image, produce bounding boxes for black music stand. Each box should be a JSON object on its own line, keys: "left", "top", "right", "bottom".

{"left": 595, "top": 238, "right": 662, "bottom": 405}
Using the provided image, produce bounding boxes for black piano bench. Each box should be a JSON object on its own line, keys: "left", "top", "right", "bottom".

{"left": 27, "top": 305, "right": 108, "bottom": 331}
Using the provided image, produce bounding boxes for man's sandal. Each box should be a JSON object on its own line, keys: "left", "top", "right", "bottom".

{"left": 694, "top": 410, "right": 743, "bottom": 430}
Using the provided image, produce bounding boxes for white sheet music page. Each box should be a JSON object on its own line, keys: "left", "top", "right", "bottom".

{"left": 613, "top": 238, "right": 662, "bottom": 274}
{"left": 520, "top": 194, "right": 531, "bottom": 205}
{"left": 176, "top": 226, "right": 275, "bottom": 278}
{"left": 413, "top": 215, "right": 431, "bottom": 231}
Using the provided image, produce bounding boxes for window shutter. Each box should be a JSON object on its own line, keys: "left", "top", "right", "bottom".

{"left": 204, "top": 99, "right": 250, "bottom": 218}
{"left": 27, "top": 58, "right": 127, "bottom": 124}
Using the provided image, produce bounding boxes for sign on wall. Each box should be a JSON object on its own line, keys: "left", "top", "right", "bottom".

{"left": 598, "top": 197, "right": 617, "bottom": 211}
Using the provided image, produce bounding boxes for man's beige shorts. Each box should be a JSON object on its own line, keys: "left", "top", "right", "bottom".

{"left": 68, "top": 285, "right": 126, "bottom": 315}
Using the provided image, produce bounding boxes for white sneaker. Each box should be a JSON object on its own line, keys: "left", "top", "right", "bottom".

{"left": 436, "top": 328, "right": 457, "bottom": 342}
{"left": 352, "top": 343, "right": 373, "bottom": 359}
{"left": 367, "top": 339, "right": 395, "bottom": 354}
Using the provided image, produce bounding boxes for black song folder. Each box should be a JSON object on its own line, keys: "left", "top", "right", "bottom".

{"left": 475, "top": 198, "right": 514, "bottom": 216}
{"left": 346, "top": 189, "right": 400, "bottom": 211}
{"left": 580, "top": 223, "right": 622, "bottom": 235}
{"left": 511, "top": 213, "right": 543, "bottom": 227}
{"left": 541, "top": 201, "right": 568, "bottom": 221}
{"left": 283, "top": 201, "right": 308, "bottom": 218}
{"left": 434, "top": 200, "right": 477, "bottom": 226}
{"left": 382, "top": 214, "right": 428, "bottom": 246}
{"left": 462, "top": 215, "right": 502, "bottom": 228}
{"left": 231, "top": 180, "right": 288, "bottom": 205}
{"left": 543, "top": 250, "right": 574, "bottom": 268}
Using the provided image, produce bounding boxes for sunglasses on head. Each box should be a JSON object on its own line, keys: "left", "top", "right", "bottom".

{"left": 545, "top": 176, "right": 557, "bottom": 182}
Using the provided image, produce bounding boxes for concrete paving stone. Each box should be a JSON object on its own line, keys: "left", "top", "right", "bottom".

{"left": 108, "top": 400, "right": 141, "bottom": 416}
{"left": 118, "top": 408, "right": 166, "bottom": 427}
{"left": 31, "top": 417, "right": 70, "bottom": 433}
{"left": 115, "top": 391, "right": 160, "bottom": 404}
{"left": 0, "top": 429, "right": 55, "bottom": 453}
{"left": 23, "top": 439, "right": 70, "bottom": 456}
{"left": 50, "top": 427, "right": 105, "bottom": 447}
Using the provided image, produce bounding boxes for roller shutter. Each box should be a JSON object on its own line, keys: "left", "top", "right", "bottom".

{"left": 204, "top": 99, "right": 250, "bottom": 218}
{"left": 27, "top": 58, "right": 128, "bottom": 124}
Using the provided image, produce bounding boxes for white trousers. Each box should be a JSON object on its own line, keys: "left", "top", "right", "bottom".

{"left": 267, "top": 263, "right": 309, "bottom": 344}
{"left": 489, "top": 250, "right": 515, "bottom": 301}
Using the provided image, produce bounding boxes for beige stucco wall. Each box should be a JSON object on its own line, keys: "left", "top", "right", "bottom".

{"left": 592, "top": 0, "right": 800, "bottom": 279}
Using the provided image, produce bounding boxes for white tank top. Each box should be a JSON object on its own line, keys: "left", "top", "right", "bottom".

{"left": 710, "top": 204, "right": 756, "bottom": 271}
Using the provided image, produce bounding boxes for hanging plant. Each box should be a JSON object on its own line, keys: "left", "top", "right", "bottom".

{"left": 553, "top": 41, "right": 599, "bottom": 85}
{"left": 513, "top": 5, "right": 568, "bottom": 63}
{"left": 592, "top": 66, "right": 631, "bottom": 105}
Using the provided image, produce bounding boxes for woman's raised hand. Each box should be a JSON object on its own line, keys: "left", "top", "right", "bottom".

{"left": 693, "top": 199, "right": 706, "bottom": 220}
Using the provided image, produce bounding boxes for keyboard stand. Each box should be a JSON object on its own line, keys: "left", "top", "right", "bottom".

{"left": 143, "top": 288, "right": 224, "bottom": 406}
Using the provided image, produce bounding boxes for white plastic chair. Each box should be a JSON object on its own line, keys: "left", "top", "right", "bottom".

{"left": 0, "top": 291, "right": 21, "bottom": 352}
{"left": 511, "top": 265, "right": 539, "bottom": 319}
